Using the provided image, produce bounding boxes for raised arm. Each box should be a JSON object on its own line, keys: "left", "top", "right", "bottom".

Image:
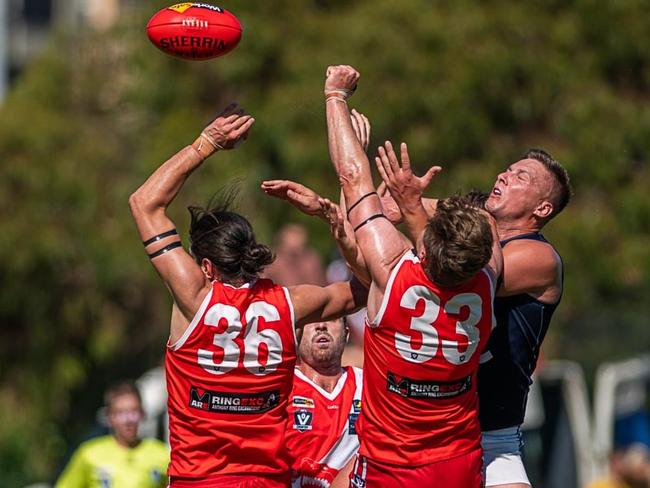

{"left": 320, "top": 197, "right": 371, "bottom": 286}
{"left": 261, "top": 109, "right": 373, "bottom": 285}
{"left": 128, "top": 104, "right": 255, "bottom": 335}
{"left": 288, "top": 278, "right": 368, "bottom": 328}
{"left": 260, "top": 179, "right": 371, "bottom": 286}
{"left": 324, "top": 65, "right": 411, "bottom": 300}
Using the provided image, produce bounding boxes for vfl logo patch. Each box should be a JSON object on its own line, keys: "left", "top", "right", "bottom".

{"left": 292, "top": 396, "right": 315, "bottom": 408}
{"left": 189, "top": 387, "right": 280, "bottom": 414}
{"left": 387, "top": 372, "right": 472, "bottom": 399}
{"left": 168, "top": 3, "right": 224, "bottom": 13}
{"left": 293, "top": 409, "right": 313, "bottom": 432}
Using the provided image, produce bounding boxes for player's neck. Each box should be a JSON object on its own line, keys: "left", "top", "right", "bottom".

{"left": 220, "top": 277, "right": 247, "bottom": 287}
{"left": 496, "top": 218, "right": 541, "bottom": 241}
{"left": 298, "top": 361, "right": 344, "bottom": 393}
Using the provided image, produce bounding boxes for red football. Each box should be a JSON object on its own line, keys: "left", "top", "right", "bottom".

{"left": 146, "top": 3, "right": 242, "bottom": 60}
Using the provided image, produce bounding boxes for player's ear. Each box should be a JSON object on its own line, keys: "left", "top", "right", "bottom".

{"left": 201, "top": 258, "right": 215, "bottom": 280}
{"left": 295, "top": 326, "right": 304, "bottom": 345}
{"left": 533, "top": 199, "right": 554, "bottom": 220}
{"left": 416, "top": 230, "right": 426, "bottom": 259}
{"left": 418, "top": 248, "right": 427, "bottom": 262}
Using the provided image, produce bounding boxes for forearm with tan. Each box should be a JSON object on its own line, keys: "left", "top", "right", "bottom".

{"left": 325, "top": 97, "right": 378, "bottom": 218}
{"left": 401, "top": 199, "right": 430, "bottom": 245}
{"left": 324, "top": 67, "right": 412, "bottom": 293}
{"left": 334, "top": 191, "right": 371, "bottom": 286}
{"left": 336, "top": 221, "right": 371, "bottom": 288}
{"left": 129, "top": 144, "right": 208, "bottom": 232}
{"left": 402, "top": 197, "right": 439, "bottom": 244}
{"left": 129, "top": 103, "right": 253, "bottom": 237}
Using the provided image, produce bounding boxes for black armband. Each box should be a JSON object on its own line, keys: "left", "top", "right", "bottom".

{"left": 347, "top": 191, "right": 378, "bottom": 218}
{"left": 353, "top": 213, "right": 387, "bottom": 232}
{"left": 148, "top": 241, "right": 183, "bottom": 259}
{"left": 143, "top": 229, "right": 178, "bottom": 247}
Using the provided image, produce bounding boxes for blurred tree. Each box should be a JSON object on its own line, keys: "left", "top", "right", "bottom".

{"left": 0, "top": 0, "right": 649, "bottom": 484}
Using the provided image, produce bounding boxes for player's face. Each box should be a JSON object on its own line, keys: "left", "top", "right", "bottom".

{"left": 107, "top": 393, "right": 143, "bottom": 445}
{"left": 299, "top": 319, "right": 347, "bottom": 367}
{"left": 485, "top": 159, "right": 552, "bottom": 221}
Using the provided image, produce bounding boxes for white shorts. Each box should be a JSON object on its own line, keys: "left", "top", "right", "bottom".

{"left": 482, "top": 427, "right": 531, "bottom": 487}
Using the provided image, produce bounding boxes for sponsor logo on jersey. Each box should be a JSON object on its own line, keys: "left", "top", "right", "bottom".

{"left": 168, "top": 3, "right": 224, "bottom": 14}
{"left": 292, "top": 396, "right": 315, "bottom": 408}
{"left": 350, "top": 474, "right": 366, "bottom": 488}
{"left": 293, "top": 409, "right": 313, "bottom": 432}
{"left": 352, "top": 399, "right": 362, "bottom": 413}
{"left": 386, "top": 372, "right": 472, "bottom": 399}
{"left": 348, "top": 413, "right": 359, "bottom": 435}
{"left": 189, "top": 387, "right": 280, "bottom": 414}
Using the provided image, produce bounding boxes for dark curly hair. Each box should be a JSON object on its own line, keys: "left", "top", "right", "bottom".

{"left": 188, "top": 193, "right": 274, "bottom": 283}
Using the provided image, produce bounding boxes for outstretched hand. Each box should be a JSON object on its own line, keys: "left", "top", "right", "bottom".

{"left": 193, "top": 103, "right": 255, "bottom": 158}
{"left": 350, "top": 109, "right": 371, "bottom": 152}
{"left": 374, "top": 141, "right": 441, "bottom": 213}
{"left": 261, "top": 180, "right": 323, "bottom": 217}
{"left": 318, "top": 197, "right": 347, "bottom": 240}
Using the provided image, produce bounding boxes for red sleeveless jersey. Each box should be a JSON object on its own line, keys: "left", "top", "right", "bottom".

{"left": 357, "top": 250, "right": 496, "bottom": 465}
{"left": 285, "top": 366, "right": 363, "bottom": 487}
{"left": 165, "top": 279, "right": 298, "bottom": 478}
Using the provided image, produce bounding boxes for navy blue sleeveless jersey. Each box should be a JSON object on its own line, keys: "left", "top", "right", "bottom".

{"left": 478, "top": 233, "right": 562, "bottom": 431}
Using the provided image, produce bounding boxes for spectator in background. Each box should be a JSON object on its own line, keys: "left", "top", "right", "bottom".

{"left": 588, "top": 444, "right": 650, "bottom": 488}
{"left": 56, "top": 381, "right": 168, "bottom": 488}
{"left": 264, "top": 223, "right": 327, "bottom": 286}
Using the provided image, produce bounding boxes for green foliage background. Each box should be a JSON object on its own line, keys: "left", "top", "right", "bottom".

{"left": 1, "top": 0, "right": 649, "bottom": 484}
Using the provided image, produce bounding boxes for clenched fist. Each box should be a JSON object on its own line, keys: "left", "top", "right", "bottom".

{"left": 324, "top": 65, "right": 360, "bottom": 98}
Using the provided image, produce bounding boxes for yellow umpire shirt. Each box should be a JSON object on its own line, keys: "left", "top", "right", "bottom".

{"left": 55, "top": 435, "right": 169, "bottom": 488}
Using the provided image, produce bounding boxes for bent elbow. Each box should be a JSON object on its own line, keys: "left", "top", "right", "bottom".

{"left": 128, "top": 189, "right": 159, "bottom": 217}
{"left": 338, "top": 165, "right": 362, "bottom": 188}
{"left": 128, "top": 191, "right": 145, "bottom": 215}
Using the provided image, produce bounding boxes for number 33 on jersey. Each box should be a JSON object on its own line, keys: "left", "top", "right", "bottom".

{"left": 358, "top": 250, "right": 496, "bottom": 465}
